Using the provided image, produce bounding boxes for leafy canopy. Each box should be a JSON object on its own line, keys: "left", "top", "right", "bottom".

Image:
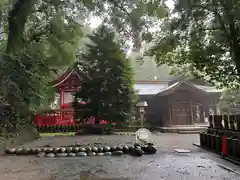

{"left": 74, "top": 25, "right": 135, "bottom": 123}
{"left": 148, "top": 0, "right": 240, "bottom": 88}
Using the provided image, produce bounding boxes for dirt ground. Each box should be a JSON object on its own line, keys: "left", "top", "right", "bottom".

{"left": 0, "top": 133, "right": 240, "bottom": 180}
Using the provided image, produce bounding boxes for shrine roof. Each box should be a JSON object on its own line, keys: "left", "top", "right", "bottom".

{"left": 51, "top": 63, "right": 86, "bottom": 88}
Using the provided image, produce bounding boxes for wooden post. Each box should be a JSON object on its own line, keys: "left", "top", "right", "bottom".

{"left": 236, "top": 115, "right": 240, "bottom": 131}
{"left": 213, "top": 115, "right": 222, "bottom": 129}
{"left": 209, "top": 114, "right": 213, "bottom": 128}
{"left": 223, "top": 114, "right": 229, "bottom": 129}
{"left": 229, "top": 115, "right": 236, "bottom": 130}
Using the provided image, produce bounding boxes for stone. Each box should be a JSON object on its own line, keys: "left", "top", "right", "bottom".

{"left": 68, "top": 153, "right": 76, "bottom": 157}
{"left": 36, "top": 152, "right": 45, "bottom": 157}
{"left": 73, "top": 147, "right": 79, "bottom": 153}
{"left": 66, "top": 147, "right": 73, "bottom": 153}
{"left": 46, "top": 148, "right": 54, "bottom": 153}
{"left": 45, "top": 153, "right": 55, "bottom": 158}
{"left": 104, "top": 152, "right": 112, "bottom": 156}
{"left": 22, "top": 148, "right": 31, "bottom": 155}
{"left": 79, "top": 147, "right": 86, "bottom": 152}
{"left": 122, "top": 146, "right": 129, "bottom": 153}
{"left": 98, "top": 147, "right": 103, "bottom": 152}
{"left": 87, "top": 152, "right": 96, "bottom": 156}
{"left": 92, "top": 147, "right": 98, "bottom": 153}
{"left": 54, "top": 148, "right": 60, "bottom": 153}
{"left": 112, "top": 151, "right": 123, "bottom": 156}
{"left": 85, "top": 147, "right": 92, "bottom": 152}
{"left": 56, "top": 153, "right": 68, "bottom": 157}
{"left": 96, "top": 153, "right": 104, "bottom": 156}
{"left": 59, "top": 147, "right": 66, "bottom": 153}
{"left": 134, "top": 143, "right": 141, "bottom": 148}
{"left": 5, "top": 148, "right": 16, "bottom": 154}
{"left": 42, "top": 148, "right": 48, "bottom": 153}
{"left": 103, "top": 146, "right": 111, "bottom": 152}
{"left": 145, "top": 146, "right": 157, "bottom": 154}
{"left": 30, "top": 148, "right": 37, "bottom": 154}
{"left": 36, "top": 148, "right": 42, "bottom": 153}
{"left": 77, "top": 152, "right": 87, "bottom": 156}
{"left": 110, "top": 146, "right": 117, "bottom": 152}
{"left": 116, "top": 146, "right": 123, "bottom": 151}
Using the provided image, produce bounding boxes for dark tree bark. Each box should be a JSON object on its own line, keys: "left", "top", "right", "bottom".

{"left": 6, "top": 0, "right": 36, "bottom": 53}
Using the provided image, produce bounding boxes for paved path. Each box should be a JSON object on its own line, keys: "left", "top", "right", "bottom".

{"left": 0, "top": 134, "right": 239, "bottom": 180}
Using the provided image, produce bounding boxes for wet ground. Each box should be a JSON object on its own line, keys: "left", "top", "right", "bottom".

{"left": 0, "top": 134, "right": 240, "bottom": 180}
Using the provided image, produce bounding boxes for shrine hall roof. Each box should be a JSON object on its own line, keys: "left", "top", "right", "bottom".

{"left": 134, "top": 81, "right": 222, "bottom": 95}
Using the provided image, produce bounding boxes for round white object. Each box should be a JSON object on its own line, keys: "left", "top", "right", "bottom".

{"left": 135, "top": 128, "right": 152, "bottom": 145}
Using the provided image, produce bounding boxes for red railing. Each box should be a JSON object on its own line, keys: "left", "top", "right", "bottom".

{"left": 34, "top": 108, "right": 112, "bottom": 126}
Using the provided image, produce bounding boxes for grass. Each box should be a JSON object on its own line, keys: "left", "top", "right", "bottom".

{"left": 40, "top": 132, "right": 76, "bottom": 137}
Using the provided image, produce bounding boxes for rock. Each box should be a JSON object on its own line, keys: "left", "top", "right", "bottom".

{"left": 128, "top": 146, "right": 135, "bottom": 153}
{"left": 98, "top": 147, "right": 103, "bottom": 152}
{"left": 122, "top": 146, "right": 129, "bottom": 153}
{"left": 54, "top": 148, "right": 60, "bottom": 153}
{"left": 66, "top": 147, "right": 73, "bottom": 153}
{"left": 45, "top": 153, "right": 55, "bottom": 158}
{"left": 131, "top": 148, "right": 144, "bottom": 157}
{"left": 22, "top": 148, "right": 31, "bottom": 155}
{"left": 135, "top": 146, "right": 142, "bottom": 150}
{"left": 147, "top": 142, "right": 154, "bottom": 146}
{"left": 96, "top": 152, "right": 104, "bottom": 156}
{"left": 87, "top": 152, "right": 96, "bottom": 156}
{"left": 134, "top": 143, "right": 141, "bottom": 148}
{"left": 110, "top": 146, "right": 117, "bottom": 152}
{"left": 77, "top": 152, "right": 87, "bottom": 156}
{"left": 42, "top": 148, "right": 48, "bottom": 153}
{"left": 103, "top": 146, "right": 111, "bottom": 152}
{"left": 92, "top": 147, "right": 98, "bottom": 153}
{"left": 73, "top": 147, "right": 79, "bottom": 153}
{"left": 116, "top": 146, "right": 123, "bottom": 151}
{"left": 5, "top": 148, "right": 16, "bottom": 154}
{"left": 112, "top": 151, "right": 123, "bottom": 156}
{"left": 79, "top": 147, "right": 86, "bottom": 152}
{"left": 36, "top": 148, "right": 42, "bottom": 153}
{"left": 68, "top": 153, "right": 76, "bottom": 157}
{"left": 36, "top": 152, "right": 45, "bottom": 157}
{"left": 104, "top": 152, "right": 112, "bottom": 156}
{"left": 46, "top": 148, "right": 54, "bottom": 153}
{"left": 59, "top": 147, "right": 66, "bottom": 153}
{"left": 145, "top": 146, "right": 157, "bottom": 154}
{"left": 15, "top": 148, "right": 23, "bottom": 155}
{"left": 30, "top": 148, "right": 37, "bottom": 154}
{"left": 85, "top": 147, "right": 92, "bottom": 152}
{"left": 56, "top": 153, "right": 68, "bottom": 157}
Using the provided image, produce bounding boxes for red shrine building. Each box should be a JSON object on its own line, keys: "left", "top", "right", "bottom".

{"left": 35, "top": 63, "right": 222, "bottom": 127}
{"left": 35, "top": 64, "right": 83, "bottom": 126}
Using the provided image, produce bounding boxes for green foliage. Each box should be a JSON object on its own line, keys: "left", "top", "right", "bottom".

{"left": 148, "top": 0, "right": 240, "bottom": 88}
{"left": 219, "top": 87, "right": 240, "bottom": 113}
{"left": 0, "top": 0, "right": 169, "bottom": 131}
{"left": 74, "top": 25, "right": 135, "bottom": 123}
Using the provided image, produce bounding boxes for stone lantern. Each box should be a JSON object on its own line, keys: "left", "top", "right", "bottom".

{"left": 136, "top": 101, "right": 148, "bottom": 127}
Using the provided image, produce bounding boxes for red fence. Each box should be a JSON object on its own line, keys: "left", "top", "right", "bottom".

{"left": 34, "top": 108, "right": 110, "bottom": 126}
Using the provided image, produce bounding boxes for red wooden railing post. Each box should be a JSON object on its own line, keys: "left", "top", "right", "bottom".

{"left": 222, "top": 135, "right": 227, "bottom": 156}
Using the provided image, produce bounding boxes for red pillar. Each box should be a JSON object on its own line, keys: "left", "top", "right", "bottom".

{"left": 60, "top": 89, "right": 64, "bottom": 124}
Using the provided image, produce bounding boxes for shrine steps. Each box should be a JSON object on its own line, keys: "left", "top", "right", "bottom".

{"left": 158, "top": 124, "right": 208, "bottom": 134}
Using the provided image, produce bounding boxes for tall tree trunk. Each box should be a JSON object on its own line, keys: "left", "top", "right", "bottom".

{"left": 6, "top": 0, "right": 36, "bottom": 54}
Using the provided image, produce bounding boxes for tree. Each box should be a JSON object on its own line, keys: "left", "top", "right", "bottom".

{"left": 148, "top": 0, "right": 240, "bottom": 88}
{"left": 219, "top": 87, "right": 240, "bottom": 113}
{"left": 74, "top": 25, "right": 135, "bottom": 124}
{"left": 0, "top": 0, "right": 168, "bottom": 130}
